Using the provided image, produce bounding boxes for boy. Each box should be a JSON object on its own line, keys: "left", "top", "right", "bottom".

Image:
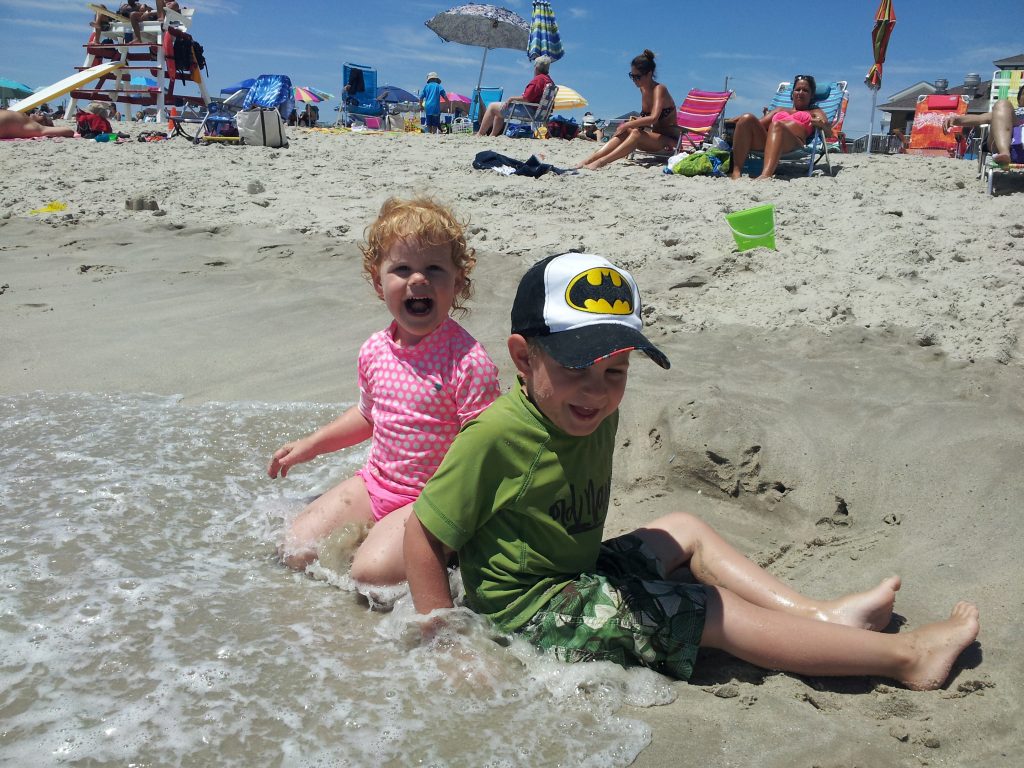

{"left": 405, "top": 253, "right": 980, "bottom": 690}
{"left": 420, "top": 72, "right": 446, "bottom": 135}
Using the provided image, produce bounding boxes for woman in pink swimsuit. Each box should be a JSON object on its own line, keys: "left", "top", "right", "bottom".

{"left": 726, "top": 74, "right": 830, "bottom": 180}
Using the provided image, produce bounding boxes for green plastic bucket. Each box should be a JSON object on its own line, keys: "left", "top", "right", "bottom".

{"left": 725, "top": 204, "right": 776, "bottom": 251}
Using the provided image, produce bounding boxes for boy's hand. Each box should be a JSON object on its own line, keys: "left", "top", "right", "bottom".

{"left": 267, "top": 438, "right": 316, "bottom": 478}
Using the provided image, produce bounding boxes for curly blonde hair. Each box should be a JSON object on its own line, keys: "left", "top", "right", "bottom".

{"left": 360, "top": 197, "right": 476, "bottom": 315}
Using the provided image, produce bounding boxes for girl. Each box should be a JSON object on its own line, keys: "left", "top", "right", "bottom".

{"left": 576, "top": 50, "right": 680, "bottom": 170}
{"left": 268, "top": 197, "right": 501, "bottom": 584}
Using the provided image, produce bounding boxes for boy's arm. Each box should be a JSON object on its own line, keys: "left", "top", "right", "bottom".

{"left": 405, "top": 512, "right": 454, "bottom": 614}
{"left": 267, "top": 405, "right": 372, "bottom": 478}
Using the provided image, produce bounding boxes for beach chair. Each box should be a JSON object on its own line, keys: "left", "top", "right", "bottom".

{"left": 502, "top": 83, "right": 557, "bottom": 137}
{"left": 751, "top": 80, "right": 848, "bottom": 177}
{"left": 338, "top": 62, "right": 383, "bottom": 125}
{"left": 468, "top": 86, "right": 503, "bottom": 129}
{"left": 631, "top": 88, "right": 733, "bottom": 161}
{"left": 906, "top": 94, "right": 969, "bottom": 156}
{"left": 978, "top": 69, "right": 1024, "bottom": 195}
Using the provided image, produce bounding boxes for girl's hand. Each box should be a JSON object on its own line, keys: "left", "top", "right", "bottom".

{"left": 267, "top": 438, "right": 316, "bottom": 478}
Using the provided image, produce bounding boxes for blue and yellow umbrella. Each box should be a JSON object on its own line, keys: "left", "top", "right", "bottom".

{"left": 528, "top": 1, "right": 563, "bottom": 62}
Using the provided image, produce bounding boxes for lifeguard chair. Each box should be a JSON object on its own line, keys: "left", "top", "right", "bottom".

{"left": 66, "top": 3, "right": 210, "bottom": 122}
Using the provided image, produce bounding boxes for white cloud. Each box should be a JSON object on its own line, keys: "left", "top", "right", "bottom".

{"left": 0, "top": 15, "right": 83, "bottom": 31}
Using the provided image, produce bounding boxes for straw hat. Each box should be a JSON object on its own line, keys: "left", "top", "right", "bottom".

{"left": 427, "top": 72, "right": 441, "bottom": 83}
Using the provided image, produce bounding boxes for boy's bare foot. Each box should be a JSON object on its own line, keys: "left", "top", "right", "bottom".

{"left": 822, "top": 575, "right": 901, "bottom": 631}
{"left": 898, "top": 601, "right": 980, "bottom": 691}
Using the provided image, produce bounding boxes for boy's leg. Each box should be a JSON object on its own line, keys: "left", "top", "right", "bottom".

{"left": 634, "top": 512, "right": 900, "bottom": 630}
{"left": 281, "top": 474, "right": 373, "bottom": 570}
{"left": 701, "top": 587, "right": 979, "bottom": 691}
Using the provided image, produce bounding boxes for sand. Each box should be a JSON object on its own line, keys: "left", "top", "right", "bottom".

{"left": 2, "top": 122, "right": 1022, "bottom": 767}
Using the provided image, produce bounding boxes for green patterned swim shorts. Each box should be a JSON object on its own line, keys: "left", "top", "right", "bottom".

{"left": 521, "top": 533, "right": 707, "bottom": 680}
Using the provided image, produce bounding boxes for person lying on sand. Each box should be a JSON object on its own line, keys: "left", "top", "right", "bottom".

{"left": 403, "top": 252, "right": 981, "bottom": 691}
{"left": 0, "top": 110, "right": 74, "bottom": 139}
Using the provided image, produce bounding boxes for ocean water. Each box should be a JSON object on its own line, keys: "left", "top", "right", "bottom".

{"left": 0, "top": 392, "right": 674, "bottom": 767}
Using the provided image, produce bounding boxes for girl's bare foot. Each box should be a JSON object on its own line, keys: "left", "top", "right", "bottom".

{"left": 898, "top": 601, "right": 980, "bottom": 691}
{"left": 822, "top": 575, "right": 901, "bottom": 631}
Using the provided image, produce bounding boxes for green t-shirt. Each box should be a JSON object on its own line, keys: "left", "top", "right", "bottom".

{"left": 414, "top": 380, "right": 618, "bottom": 632}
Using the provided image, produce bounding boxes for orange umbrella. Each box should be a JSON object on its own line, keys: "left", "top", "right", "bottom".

{"left": 865, "top": 0, "right": 896, "bottom": 154}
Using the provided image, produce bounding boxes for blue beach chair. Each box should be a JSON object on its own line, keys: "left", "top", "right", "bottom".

{"left": 340, "top": 62, "right": 384, "bottom": 124}
{"left": 751, "top": 80, "right": 848, "bottom": 177}
{"left": 468, "top": 86, "right": 503, "bottom": 130}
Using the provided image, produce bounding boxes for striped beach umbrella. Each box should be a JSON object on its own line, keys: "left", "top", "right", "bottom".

{"left": 294, "top": 86, "right": 333, "bottom": 103}
{"left": 865, "top": 0, "right": 896, "bottom": 91}
{"left": 865, "top": 0, "right": 896, "bottom": 154}
{"left": 528, "top": 1, "right": 563, "bottom": 62}
{"left": 553, "top": 84, "right": 586, "bottom": 110}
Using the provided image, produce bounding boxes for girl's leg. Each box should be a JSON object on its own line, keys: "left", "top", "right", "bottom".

{"left": 728, "top": 114, "right": 766, "bottom": 179}
{"left": 988, "top": 99, "right": 1014, "bottom": 163}
{"left": 758, "top": 121, "right": 807, "bottom": 178}
{"left": 701, "top": 588, "right": 979, "bottom": 691}
{"left": 281, "top": 474, "right": 373, "bottom": 570}
{"left": 634, "top": 512, "right": 900, "bottom": 630}
{"left": 350, "top": 504, "right": 414, "bottom": 585}
{"left": 577, "top": 134, "right": 623, "bottom": 167}
{"left": 583, "top": 129, "right": 645, "bottom": 169}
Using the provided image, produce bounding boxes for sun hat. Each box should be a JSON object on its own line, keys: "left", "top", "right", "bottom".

{"left": 583, "top": 112, "right": 595, "bottom": 125}
{"left": 511, "top": 253, "right": 670, "bottom": 369}
{"left": 427, "top": 72, "right": 441, "bottom": 82}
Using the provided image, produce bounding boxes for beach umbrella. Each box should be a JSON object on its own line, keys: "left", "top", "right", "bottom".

{"left": 443, "top": 91, "right": 472, "bottom": 105}
{"left": 553, "top": 84, "right": 586, "bottom": 110}
{"left": 375, "top": 85, "right": 419, "bottom": 104}
{"left": 527, "top": 1, "right": 563, "bottom": 62}
{"left": 425, "top": 4, "right": 529, "bottom": 99}
{"left": 0, "top": 76, "right": 34, "bottom": 102}
{"left": 865, "top": 0, "right": 896, "bottom": 154}
{"left": 294, "top": 86, "right": 333, "bottom": 103}
{"left": 220, "top": 78, "right": 256, "bottom": 95}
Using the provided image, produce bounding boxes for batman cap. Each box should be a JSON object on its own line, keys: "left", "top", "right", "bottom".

{"left": 511, "top": 253, "right": 670, "bottom": 370}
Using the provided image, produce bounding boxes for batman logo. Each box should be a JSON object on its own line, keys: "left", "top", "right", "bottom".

{"left": 565, "top": 268, "right": 634, "bottom": 315}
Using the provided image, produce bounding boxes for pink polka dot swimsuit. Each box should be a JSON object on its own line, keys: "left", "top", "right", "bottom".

{"left": 357, "top": 317, "right": 501, "bottom": 504}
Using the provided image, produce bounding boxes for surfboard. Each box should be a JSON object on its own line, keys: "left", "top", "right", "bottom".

{"left": 9, "top": 60, "right": 125, "bottom": 113}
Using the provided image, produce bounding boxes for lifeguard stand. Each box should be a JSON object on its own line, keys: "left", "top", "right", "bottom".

{"left": 67, "top": 3, "right": 210, "bottom": 122}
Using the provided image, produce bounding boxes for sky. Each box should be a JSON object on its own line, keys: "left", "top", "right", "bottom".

{"left": 0, "top": 0, "right": 1019, "bottom": 138}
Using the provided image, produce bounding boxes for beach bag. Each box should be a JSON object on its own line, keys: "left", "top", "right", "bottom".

{"left": 76, "top": 111, "right": 112, "bottom": 138}
{"left": 236, "top": 108, "right": 288, "bottom": 148}
{"left": 671, "top": 148, "right": 731, "bottom": 177}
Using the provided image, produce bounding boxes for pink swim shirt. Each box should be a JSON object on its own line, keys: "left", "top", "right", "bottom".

{"left": 357, "top": 317, "right": 500, "bottom": 499}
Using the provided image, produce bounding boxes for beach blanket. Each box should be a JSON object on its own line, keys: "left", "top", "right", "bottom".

{"left": 472, "top": 150, "right": 568, "bottom": 178}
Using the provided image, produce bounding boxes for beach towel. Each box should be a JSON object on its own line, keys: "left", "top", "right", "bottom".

{"left": 472, "top": 150, "right": 567, "bottom": 178}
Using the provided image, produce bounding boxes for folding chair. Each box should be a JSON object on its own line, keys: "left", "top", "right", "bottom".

{"left": 906, "top": 94, "right": 969, "bottom": 156}
{"left": 502, "top": 83, "right": 558, "bottom": 137}
{"left": 630, "top": 88, "right": 733, "bottom": 161}
{"left": 338, "top": 62, "right": 383, "bottom": 125}
{"left": 468, "top": 87, "right": 503, "bottom": 130}
{"left": 978, "top": 69, "right": 1024, "bottom": 195}
{"left": 754, "top": 80, "right": 848, "bottom": 177}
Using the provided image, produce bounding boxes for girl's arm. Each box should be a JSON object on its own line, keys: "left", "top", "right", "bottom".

{"left": 267, "top": 405, "right": 373, "bottom": 478}
{"left": 405, "top": 513, "right": 454, "bottom": 615}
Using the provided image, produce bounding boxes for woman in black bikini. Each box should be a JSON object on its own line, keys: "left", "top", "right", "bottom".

{"left": 577, "top": 50, "right": 679, "bottom": 170}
